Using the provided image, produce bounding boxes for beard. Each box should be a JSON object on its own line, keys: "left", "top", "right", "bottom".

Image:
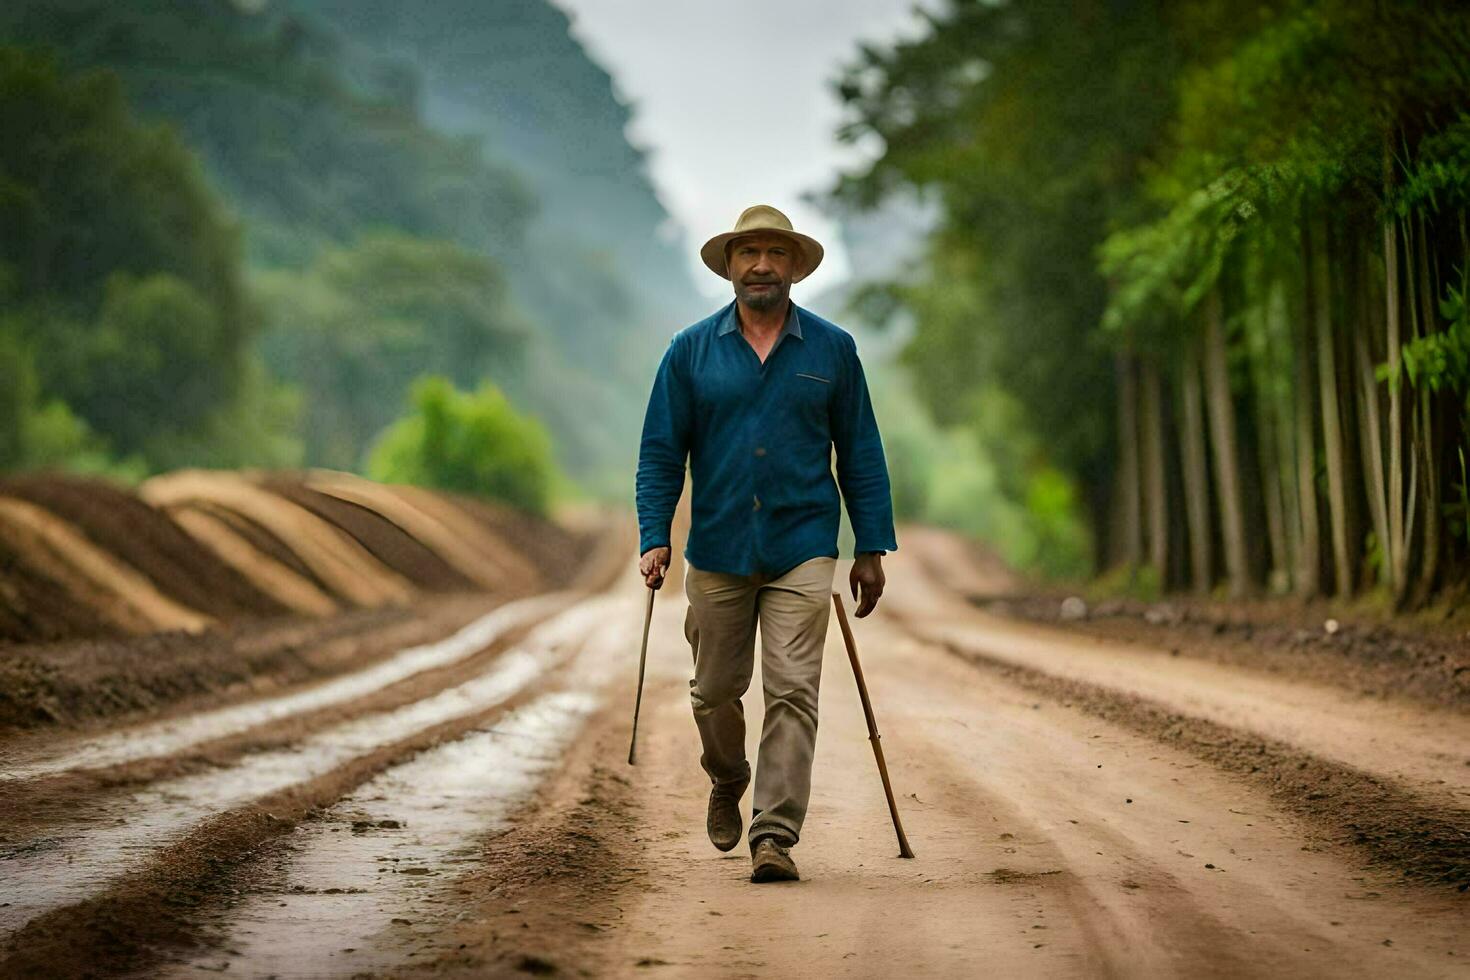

{"left": 736, "top": 277, "right": 789, "bottom": 311}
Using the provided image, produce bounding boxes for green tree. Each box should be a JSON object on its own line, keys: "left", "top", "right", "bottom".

{"left": 258, "top": 233, "right": 529, "bottom": 471}
{"left": 368, "top": 376, "right": 557, "bottom": 515}
{"left": 0, "top": 45, "right": 280, "bottom": 472}
{"left": 834, "top": 0, "right": 1470, "bottom": 603}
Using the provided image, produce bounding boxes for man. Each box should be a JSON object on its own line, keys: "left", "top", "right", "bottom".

{"left": 634, "top": 203, "right": 898, "bottom": 884}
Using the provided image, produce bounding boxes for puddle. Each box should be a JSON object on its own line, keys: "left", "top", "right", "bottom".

{"left": 0, "top": 593, "right": 572, "bottom": 782}
{"left": 0, "top": 597, "right": 617, "bottom": 936}
{"left": 159, "top": 690, "right": 600, "bottom": 979}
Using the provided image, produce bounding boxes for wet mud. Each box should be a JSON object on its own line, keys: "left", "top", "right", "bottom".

{"left": 3, "top": 524, "right": 1466, "bottom": 978}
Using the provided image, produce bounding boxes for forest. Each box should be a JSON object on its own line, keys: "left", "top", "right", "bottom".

{"left": 832, "top": 0, "right": 1470, "bottom": 605}
{"left": 6, "top": 0, "right": 1470, "bottom": 605}
{"left": 0, "top": 0, "right": 704, "bottom": 505}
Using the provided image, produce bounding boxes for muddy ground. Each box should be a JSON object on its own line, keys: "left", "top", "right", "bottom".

{"left": 0, "top": 472, "right": 595, "bottom": 648}
{"left": 1, "top": 523, "right": 1466, "bottom": 978}
{"left": 979, "top": 588, "right": 1470, "bottom": 711}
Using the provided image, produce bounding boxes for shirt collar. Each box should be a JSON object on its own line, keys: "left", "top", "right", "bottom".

{"left": 718, "top": 299, "right": 803, "bottom": 340}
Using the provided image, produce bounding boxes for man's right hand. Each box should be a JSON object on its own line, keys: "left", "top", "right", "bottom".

{"left": 639, "top": 546, "right": 671, "bottom": 589}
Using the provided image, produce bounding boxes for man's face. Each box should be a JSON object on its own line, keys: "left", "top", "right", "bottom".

{"left": 728, "top": 233, "right": 798, "bottom": 312}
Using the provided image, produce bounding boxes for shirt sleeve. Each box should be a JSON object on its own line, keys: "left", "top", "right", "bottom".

{"left": 831, "top": 336, "right": 898, "bottom": 555}
{"left": 635, "top": 337, "right": 692, "bottom": 554}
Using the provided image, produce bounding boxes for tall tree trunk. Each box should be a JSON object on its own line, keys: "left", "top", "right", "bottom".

{"left": 1310, "top": 214, "right": 1353, "bottom": 596}
{"left": 1293, "top": 257, "right": 1322, "bottom": 599}
{"left": 1383, "top": 143, "right": 1408, "bottom": 603}
{"left": 1253, "top": 290, "right": 1292, "bottom": 593}
{"left": 1355, "top": 236, "right": 1391, "bottom": 589}
{"left": 1114, "top": 349, "right": 1142, "bottom": 580}
{"left": 1268, "top": 284, "right": 1302, "bottom": 593}
{"left": 1410, "top": 212, "right": 1442, "bottom": 605}
{"left": 1140, "top": 359, "right": 1169, "bottom": 587}
{"left": 1203, "top": 290, "right": 1250, "bottom": 597}
{"left": 1179, "top": 339, "right": 1214, "bottom": 594}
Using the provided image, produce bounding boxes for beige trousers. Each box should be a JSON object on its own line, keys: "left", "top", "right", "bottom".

{"left": 683, "top": 556, "right": 837, "bottom": 848}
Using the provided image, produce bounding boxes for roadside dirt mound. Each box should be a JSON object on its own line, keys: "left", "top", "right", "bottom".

{"left": 265, "top": 479, "right": 474, "bottom": 593}
{"left": 986, "top": 589, "right": 1470, "bottom": 710}
{"left": 305, "top": 470, "right": 517, "bottom": 591}
{"left": 0, "top": 498, "right": 213, "bottom": 636}
{"left": 166, "top": 505, "right": 341, "bottom": 617}
{"left": 141, "top": 471, "right": 416, "bottom": 609}
{"left": 0, "top": 537, "right": 114, "bottom": 644}
{"left": 444, "top": 490, "right": 586, "bottom": 589}
{"left": 0, "top": 476, "right": 284, "bottom": 620}
{"left": 0, "top": 469, "right": 613, "bottom": 654}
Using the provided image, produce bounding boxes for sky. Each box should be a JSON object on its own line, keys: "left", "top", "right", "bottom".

{"left": 549, "top": 0, "right": 940, "bottom": 298}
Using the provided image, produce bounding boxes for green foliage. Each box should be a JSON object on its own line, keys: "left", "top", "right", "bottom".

{"left": 835, "top": 0, "right": 1470, "bottom": 590}
{"left": 0, "top": 0, "right": 705, "bottom": 493}
{"left": 0, "top": 326, "right": 146, "bottom": 478}
{"left": 62, "top": 273, "right": 223, "bottom": 454}
{"left": 831, "top": 0, "right": 1184, "bottom": 570}
{"left": 142, "top": 356, "right": 304, "bottom": 473}
{"left": 1395, "top": 113, "right": 1470, "bottom": 215}
{"left": 0, "top": 46, "right": 247, "bottom": 331}
{"left": 0, "top": 1, "right": 536, "bottom": 270}
{"left": 1449, "top": 449, "right": 1470, "bottom": 550}
{"left": 257, "top": 233, "right": 528, "bottom": 471}
{"left": 867, "top": 366, "right": 1092, "bottom": 580}
{"left": 0, "top": 45, "right": 290, "bottom": 474}
{"left": 1396, "top": 274, "right": 1470, "bottom": 394}
{"left": 368, "top": 376, "right": 556, "bottom": 516}
{"left": 1087, "top": 559, "right": 1163, "bottom": 604}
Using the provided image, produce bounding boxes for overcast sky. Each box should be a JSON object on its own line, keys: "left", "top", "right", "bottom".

{"left": 549, "top": 0, "right": 939, "bottom": 297}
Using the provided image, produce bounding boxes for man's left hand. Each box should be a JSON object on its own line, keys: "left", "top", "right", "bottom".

{"left": 849, "top": 552, "right": 886, "bottom": 618}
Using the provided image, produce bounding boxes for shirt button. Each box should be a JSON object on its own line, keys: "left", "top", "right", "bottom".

{"left": 754, "top": 447, "right": 767, "bottom": 457}
{"left": 752, "top": 494, "right": 762, "bottom": 511}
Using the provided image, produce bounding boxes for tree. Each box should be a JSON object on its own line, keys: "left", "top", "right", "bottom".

{"left": 257, "top": 233, "right": 529, "bottom": 471}
{"left": 368, "top": 376, "right": 557, "bottom": 516}
{"left": 834, "top": 0, "right": 1470, "bottom": 602}
{"left": 0, "top": 45, "right": 268, "bottom": 470}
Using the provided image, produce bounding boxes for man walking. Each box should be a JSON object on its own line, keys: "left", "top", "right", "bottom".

{"left": 635, "top": 204, "right": 898, "bottom": 883}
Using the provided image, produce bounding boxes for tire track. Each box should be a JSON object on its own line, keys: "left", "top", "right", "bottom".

{"left": 157, "top": 611, "right": 635, "bottom": 977}
{"left": 0, "top": 595, "right": 619, "bottom": 941}
{"left": 895, "top": 614, "right": 1470, "bottom": 890}
{"left": 1, "top": 592, "right": 571, "bottom": 784}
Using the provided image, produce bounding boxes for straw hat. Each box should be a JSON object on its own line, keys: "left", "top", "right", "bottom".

{"left": 700, "top": 204, "right": 824, "bottom": 282}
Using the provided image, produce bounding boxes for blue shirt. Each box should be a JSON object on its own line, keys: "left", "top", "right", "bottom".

{"left": 635, "top": 299, "right": 898, "bottom": 577}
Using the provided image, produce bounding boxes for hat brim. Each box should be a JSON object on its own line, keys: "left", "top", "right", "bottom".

{"left": 700, "top": 228, "right": 824, "bottom": 283}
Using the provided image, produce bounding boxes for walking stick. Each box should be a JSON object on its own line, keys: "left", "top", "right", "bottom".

{"left": 627, "top": 585, "right": 655, "bottom": 765}
{"left": 832, "top": 592, "right": 915, "bottom": 858}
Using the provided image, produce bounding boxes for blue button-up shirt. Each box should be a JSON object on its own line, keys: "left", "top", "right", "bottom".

{"left": 635, "top": 299, "right": 898, "bottom": 577}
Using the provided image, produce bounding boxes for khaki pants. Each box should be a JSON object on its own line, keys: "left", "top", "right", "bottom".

{"left": 683, "top": 556, "right": 837, "bottom": 848}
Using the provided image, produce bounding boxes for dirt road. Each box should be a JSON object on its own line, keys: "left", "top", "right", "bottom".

{"left": 1, "top": 530, "right": 1466, "bottom": 978}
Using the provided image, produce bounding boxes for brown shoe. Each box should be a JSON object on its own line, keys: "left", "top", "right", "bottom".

{"left": 750, "top": 836, "right": 799, "bottom": 883}
{"left": 706, "top": 779, "right": 747, "bottom": 852}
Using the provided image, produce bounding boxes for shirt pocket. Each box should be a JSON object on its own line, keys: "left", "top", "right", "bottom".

{"left": 790, "top": 371, "right": 833, "bottom": 434}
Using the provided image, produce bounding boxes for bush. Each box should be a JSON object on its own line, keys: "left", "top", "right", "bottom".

{"left": 367, "top": 376, "right": 557, "bottom": 515}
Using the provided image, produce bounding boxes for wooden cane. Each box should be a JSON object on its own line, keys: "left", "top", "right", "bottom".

{"left": 627, "top": 586, "right": 656, "bottom": 765}
{"left": 832, "top": 591, "right": 915, "bottom": 858}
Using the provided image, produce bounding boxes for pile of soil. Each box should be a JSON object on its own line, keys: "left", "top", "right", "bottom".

{"left": 0, "top": 476, "right": 284, "bottom": 620}
{"left": 265, "top": 480, "right": 473, "bottom": 592}
{"left": 982, "top": 589, "right": 1470, "bottom": 711}
{"left": 446, "top": 492, "right": 587, "bottom": 589}
{"left": 183, "top": 500, "right": 330, "bottom": 593}
{"left": 142, "top": 472, "right": 415, "bottom": 608}
{"left": 0, "top": 538, "right": 115, "bottom": 644}
{"left": 0, "top": 470, "right": 608, "bottom": 649}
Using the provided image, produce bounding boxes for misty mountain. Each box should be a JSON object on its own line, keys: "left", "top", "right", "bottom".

{"left": 0, "top": 0, "right": 707, "bottom": 494}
